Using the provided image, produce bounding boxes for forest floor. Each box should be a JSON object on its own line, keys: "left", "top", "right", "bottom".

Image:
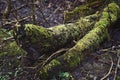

{"left": 0, "top": 0, "right": 120, "bottom": 80}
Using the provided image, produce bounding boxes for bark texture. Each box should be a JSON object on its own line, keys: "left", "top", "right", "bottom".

{"left": 39, "top": 3, "right": 120, "bottom": 79}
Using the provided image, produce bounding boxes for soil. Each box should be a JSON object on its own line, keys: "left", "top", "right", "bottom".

{"left": 0, "top": 0, "right": 120, "bottom": 80}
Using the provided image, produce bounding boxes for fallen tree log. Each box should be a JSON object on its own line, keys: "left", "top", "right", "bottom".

{"left": 13, "top": 12, "right": 99, "bottom": 59}
{"left": 64, "top": 0, "right": 104, "bottom": 23}
{"left": 39, "top": 3, "right": 120, "bottom": 79}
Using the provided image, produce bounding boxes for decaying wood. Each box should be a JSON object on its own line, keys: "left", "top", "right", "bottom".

{"left": 13, "top": 12, "right": 99, "bottom": 59}
{"left": 39, "top": 3, "right": 120, "bottom": 79}
{"left": 64, "top": 0, "right": 104, "bottom": 23}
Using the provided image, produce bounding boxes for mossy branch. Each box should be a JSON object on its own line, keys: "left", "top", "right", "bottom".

{"left": 64, "top": 0, "right": 104, "bottom": 23}
{"left": 13, "top": 12, "right": 99, "bottom": 58}
{"left": 39, "top": 3, "right": 120, "bottom": 79}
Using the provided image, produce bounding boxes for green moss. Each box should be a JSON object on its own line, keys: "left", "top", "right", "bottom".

{"left": 0, "top": 28, "right": 12, "bottom": 39}
{"left": 25, "top": 24, "right": 53, "bottom": 41}
{"left": 64, "top": 50, "right": 82, "bottom": 68}
{"left": 0, "top": 28, "right": 26, "bottom": 57}
{"left": 0, "top": 41, "right": 26, "bottom": 57}
{"left": 40, "top": 59, "right": 61, "bottom": 78}
{"left": 65, "top": 26, "right": 107, "bottom": 69}
{"left": 64, "top": 5, "right": 92, "bottom": 23}
{"left": 63, "top": 25, "right": 106, "bottom": 68}
{"left": 14, "top": 24, "right": 55, "bottom": 54}
{"left": 104, "top": 3, "right": 120, "bottom": 15}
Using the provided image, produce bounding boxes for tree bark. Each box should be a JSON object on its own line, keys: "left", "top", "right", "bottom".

{"left": 39, "top": 3, "right": 120, "bottom": 79}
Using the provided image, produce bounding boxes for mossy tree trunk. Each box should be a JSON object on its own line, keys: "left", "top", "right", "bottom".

{"left": 13, "top": 13, "right": 99, "bottom": 59}
{"left": 39, "top": 3, "right": 120, "bottom": 79}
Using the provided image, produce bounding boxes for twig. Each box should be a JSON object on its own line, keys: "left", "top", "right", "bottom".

{"left": 11, "top": 3, "right": 38, "bottom": 13}
{"left": 2, "top": 16, "right": 31, "bottom": 28}
{"left": 11, "top": 4, "right": 28, "bottom": 12}
{"left": 98, "top": 45, "right": 120, "bottom": 53}
{"left": 32, "top": 48, "right": 69, "bottom": 79}
{"left": 3, "top": 36, "right": 14, "bottom": 42}
{"left": 46, "top": 4, "right": 61, "bottom": 20}
{"left": 100, "top": 56, "right": 113, "bottom": 80}
{"left": 113, "top": 50, "right": 120, "bottom": 80}
{"left": 41, "top": 48, "right": 69, "bottom": 68}
{"left": 38, "top": 6, "right": 50, "bottom": 27}
{"left": 3, "top": 0, "right": 12, "bottom": 20}
{"left": 31, "top": 0, "right": 36, "bottom": 24}
{"left": 23, "top": 48, "right": 69, "bottom": 69}
{"left": 73, "top": 0, "right": 78, "bottom": 7}
{"left": 23, "top": 48, "right": 69, "bottom": 78}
